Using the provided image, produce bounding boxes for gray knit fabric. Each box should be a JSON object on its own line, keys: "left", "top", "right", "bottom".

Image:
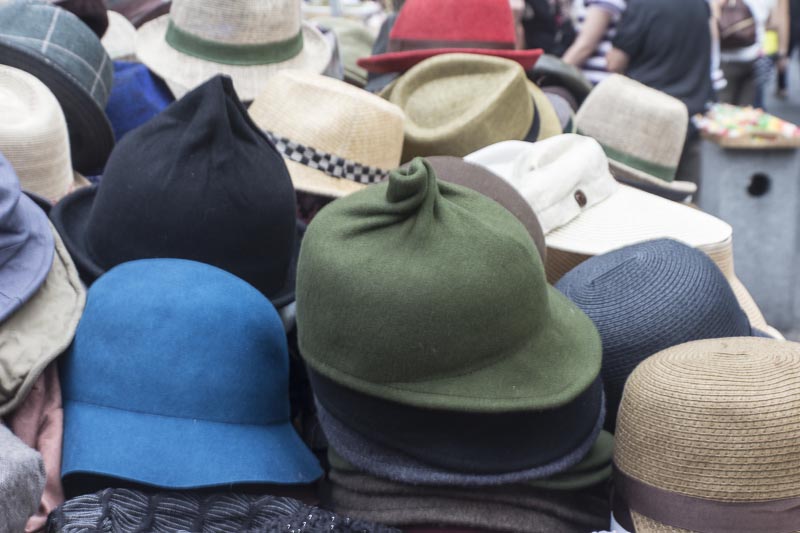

{"left": 46, "top": 489, "right": 400, "bottom": 533}
{"left": 0, "top": 425, "right": 46, "bottom": 533}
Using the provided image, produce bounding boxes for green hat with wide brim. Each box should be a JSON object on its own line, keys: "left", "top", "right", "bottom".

{"left": 296, "top": 158, "right": 601, "bottom": 412}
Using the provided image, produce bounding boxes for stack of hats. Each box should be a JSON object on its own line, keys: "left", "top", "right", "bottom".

{"left": 464, "top": 134, "right": 781, "bottom": 338}
{"left": 296, "top": 157, "right": 612, "bottom": 532}
{"left": 556, "top": 238, "right": 768, "bottom": 431}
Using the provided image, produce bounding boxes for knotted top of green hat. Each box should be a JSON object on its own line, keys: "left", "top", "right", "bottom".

{"left": 296, "top": 158, "right": 600, "bottom": 412}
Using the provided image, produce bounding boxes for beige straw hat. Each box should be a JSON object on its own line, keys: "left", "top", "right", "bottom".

{"left": 576, "top": 75, "right": 697, "bottom": 201}
{"left": 249, "top": 70, "right": 404, "bottom": 198}
{"left": 136, "top": 0, "right": 333, "bottom": 101}
{"left": 614, "top": 337, "right": 800, "bottom": 533}
{"left": 102, "top": 10, "right": 137, "bottom": 61}
{"left": 380, "top": 53, "right": 561, "bottom": 161}
{"left": 0, "top": 65, "right": 89, "bottom": 203}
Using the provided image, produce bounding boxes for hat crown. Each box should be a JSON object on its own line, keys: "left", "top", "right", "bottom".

{"left": 61, "top": 259, "right": 292, "bottom": 426}
{"left": 576, "top": 75, "right": 688, "bottom": 173}
{"left": 556, "top": 239, "right": 753, "bottom": 429}
{"left": 389, "top": 54, "right": 534, "bottom": 159}
{"left": 297, "top": 158, "right": 557, "bottom": 404}
{"left": 170, "top": 0, "right": 302, "bottom": 45}
{"left": 616, "top": 337, "right": 800, "bottom": 501}
{"left": 389, "top": 0, "right": 516, "bottom": 45}
{"left": 249, "top": 70, "right": 405, "bottom": 171}
{"left": 0, "top": 66, "right": 74, "bottom": 202}
{"left": 0, "top": 156, "right": 30, "bottom": 264}
{"left": 84, "top": 76, "right": 297, "bottom": 301}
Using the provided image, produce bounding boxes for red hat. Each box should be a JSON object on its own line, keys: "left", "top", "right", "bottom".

{"left": 358, "top": 0, "right": 542, "bottom": 74}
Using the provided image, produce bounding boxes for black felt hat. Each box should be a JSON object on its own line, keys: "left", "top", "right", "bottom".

{"left": 50, "top": 75, "right": 301, "bottom": 307}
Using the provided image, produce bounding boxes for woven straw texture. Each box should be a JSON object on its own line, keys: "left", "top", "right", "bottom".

{"left": 249, "top": 70, "right": 404, "bottom": 197}
{"left": 555, "top": 239, "right": 756, "bottom": 432}
{"left": 575, "top": 75, "right": 695, "bottom": 194}
{"left": 0, "top": 225, "right": 85, "bottom": 417}
{"left": 616, "top": 337, "right": 800, "bottom": 533}
{"left": 102, "top": 10, "right": 137, "bottom": 61}
{"left": 384, "top": 54, "right": 534, "bottom": 161}
{"left": 0, "top": 66, "right": 88, "bottom": 202}
{"left": 136, "top": 0, "right": 333, "bottom": 101}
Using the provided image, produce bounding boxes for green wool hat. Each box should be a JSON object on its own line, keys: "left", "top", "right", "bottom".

{"left": 296, "top": 158, "right": 601, "bottom": 412}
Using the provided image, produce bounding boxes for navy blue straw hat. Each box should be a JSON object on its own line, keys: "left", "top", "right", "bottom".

{"left": 105, "top": 61, "right": 174, "bottom": 142}
{"left": 555, "top": 238, "right": 762, "bottom": 433}
{"left": 60, "top": 258, "right": 323, "bottom": 489}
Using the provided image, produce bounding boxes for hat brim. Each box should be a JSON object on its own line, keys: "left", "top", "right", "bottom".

{"left": 49, "top": 185, "right": 303, "bottom": 308}
{"left": 609, "top": 158, "right": 697, "bottom": 200}
{"left": 0, "top": 226, "right": 85, "bottom": 416}
{"left": 358, "top": 48, "right": 542, "bottom": 74}
{"left": 136, "top": 16, "right": 333, "bottom": 101}
{"left": 102, "top": 10, "right": 137, "bottom": 61}
{"left": 546, "top": 184, "right": 732, "bottom": 257}
{"left": 528, "top": 54, "right": 592, "bottom": 105}
{"left": 316, "top": 397, "right": 606, "bottom": 486}
{"left": 0, "top": 43, "right": 115, "bottom": 175}
{"left": 61, "top": 399, "right": 322, "bottom": 488}
{"left": 0, "top": 193, "right": 53, "bottom": 322}
{"left": 527, "top": 81, "right": 562, "bottom": 141}
{"left": 285, "top": 158, "right": 369, "bottom": 199}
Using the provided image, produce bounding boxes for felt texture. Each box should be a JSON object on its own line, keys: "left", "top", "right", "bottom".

{"left": 322, "top": 474, "right": 611, "bottom": 533}
{"left": 297, "top": 158, "right": 601, "bottom": 412}
{"left": 50, "top": 75, "right": 301, "bottom": 307}
{"left": 47, "top": 488, "right": 400, "bottom": 532}
{"left": 310, "top": 369, "right": 604, "bottom": 474}
{"left": 60, "top": 259, "right": 322, "bottom": 488}
{"left": 0, "top": 153, "right": 54, "bottom": 323}
{"left": 104, "top": 61, "right": 174, "bottom": 142}
{"left": 357, "top": 0, "right": 541, "bottom": 74}
{"left": 556, "top": 239, "right": 757, "bottom": 432}
{"left": 106, "top": 0, "right": 171, "bottom": 28}
{"left": 5, "top": 364, "right": 65, "bottom": 533}
{"left": 0, "top": 1, "right": 114, "bottom": 174}
{"left": 315, "top": 401, "right": 606, "bottom": 486}
{"left": 52, "top": 0, "right": 109, "bottom": 37}
{"left": 0, "top": 424, "right": 46, "bottom": 533}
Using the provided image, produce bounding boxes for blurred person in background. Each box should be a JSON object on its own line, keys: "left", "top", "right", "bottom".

{"left": 514, "top": 0, "right": 576, "bottom": 55}
{"left": 562, "top": 0, "right": 626, "bottom": 84}
{"left": 606, "top": 0, "right": 714, "bottom": 185}
{"left": 775, "top": 0, "right": 796, "bottom": 97}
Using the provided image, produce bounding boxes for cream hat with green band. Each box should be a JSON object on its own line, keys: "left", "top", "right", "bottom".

{"left": 136, "top": 0, "right": 333, "bottom": 101}
{"left": 575, "top": 74, "right": 697, "bottom": 201}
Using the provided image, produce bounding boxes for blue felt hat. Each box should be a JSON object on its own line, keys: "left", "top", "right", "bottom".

{"left": 555, "top": 238, "right": 760, "bottom": 433}
{"left": 104, "top": 61, "right": 174, "bottom": 142}
{"left": 60, "top": 258, "right": 322, "bottom": 488}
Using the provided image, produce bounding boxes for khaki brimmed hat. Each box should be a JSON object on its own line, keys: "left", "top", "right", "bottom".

{"left": 136, "top": 0, "right": 333, "bottom": 101}
{"left": 249, "top": 70, "right": 404, "bottom": 198}
{"left": 613, "top": 337, "right": 800, "bottom": 533}
{"left": 0, "top": 65, "right": 89, "bottom": 203}
{"left": 381, "top": 53, "right": 561, "bottom": 161}
{"left": 101, "top": 10, "right": 137, "bottom": 61}
{"left": 576, "top": 75, "right": 697, "bottom": 201}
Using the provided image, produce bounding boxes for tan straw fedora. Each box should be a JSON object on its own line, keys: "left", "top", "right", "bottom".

{"left": 576, "top": 74, "right": 697, "bottom": 201}
{"left": 249, "top": 70, "right": 404, "bottom": 198}
{"left": 136, "top": 0, "right": 333, "bottom": 101}
{"left": 102, "top": 10, "right": 137, "bottom": 61}
{"left": 380, "top": 53, "right": 561, "bottom": 161}
{"left": 0, "top": 65, "right": 89, "bottom": 203}
{"left": 613, "top": 337, "right": 800, "bottom": 533}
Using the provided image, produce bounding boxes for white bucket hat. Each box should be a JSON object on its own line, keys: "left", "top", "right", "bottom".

{"left": 575, "top": 74, "right": 697, "bottom": 201}
{"left": 249, "top": 70, "right": 404, "bottom": 198}
{"left": 102, "top": 10, "right": 137, "bottom": 61}
{"left": 0, "top": 65, "right": 89, "bottom": 203}
{"left": 136, "top": 0, "right": 333, "bottom": 101}
{"left": 464, "top": 134, "right": 780, "bottom": 338}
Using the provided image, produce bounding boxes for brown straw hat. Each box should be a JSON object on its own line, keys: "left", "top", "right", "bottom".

{"left": 614, "top": 337, "right": 800, "bottom": 533}
{"left": 0, "top": 65, "right": 89, "bottom": 203}
{"left": 249, "top": 70, "right": 404, "bottom": 198}
{"left": 576, "top": 75, "right": 697, "bottom": 201}
{"left": 380, "top": 53, "right": 561, "bottom": 161}
{"left": 136, "top": 0, "right": 333, "bottom": 101}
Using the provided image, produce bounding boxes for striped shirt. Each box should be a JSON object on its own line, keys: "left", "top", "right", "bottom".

{"left": 572, "top": 0, "right": 627, "bottom": 84}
